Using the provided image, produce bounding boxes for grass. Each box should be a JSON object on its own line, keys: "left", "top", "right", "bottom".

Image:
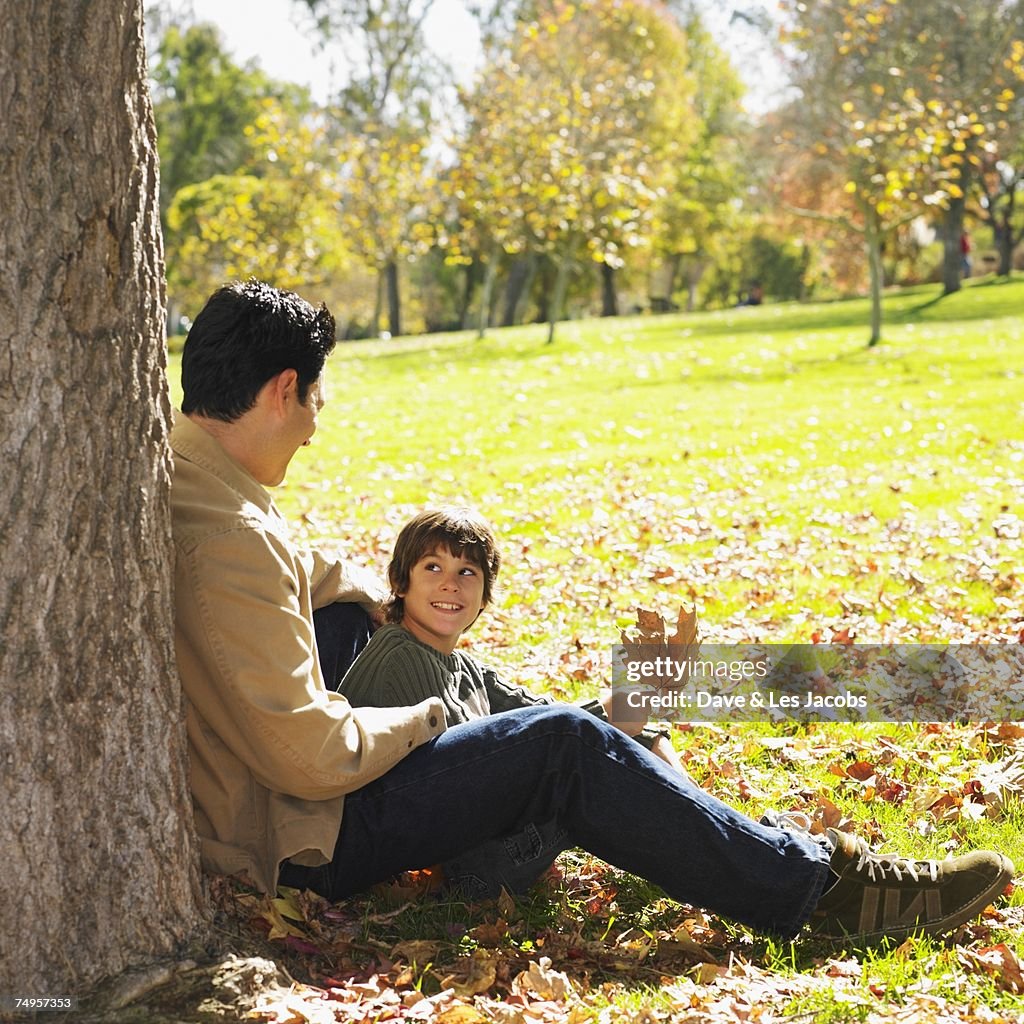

{"left": 166, "top": 276, "right": 1024, "bottom": 1020}
{"left": 169, "top": 275, "right": 1023, "bottom": 653}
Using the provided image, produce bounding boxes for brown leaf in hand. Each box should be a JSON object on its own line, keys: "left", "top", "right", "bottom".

{"left": 669, "top": 606, "right": 699, "bottom": 648}
{"left": 620, "top": 605, "right": 701, "bottom": 688}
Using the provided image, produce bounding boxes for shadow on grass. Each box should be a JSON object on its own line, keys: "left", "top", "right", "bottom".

{"left": 645, "top": 276, "right": 1023, "bottom": 343}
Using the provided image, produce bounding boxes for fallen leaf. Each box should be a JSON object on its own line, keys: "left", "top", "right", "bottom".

{"left": 391, "top": 939, "right": 441, "bottom": 965}
{"left": 440, "top": 949, "right": 500, "bottom": 998}
{"left": 436, "top": 1006, "right": 492, "bottom": 1024}
{"left": 512, "top": 957, "right": 574, "bottom": 1001}
{"left": 959, "top": 943, "right": 1024, "bottom": 993}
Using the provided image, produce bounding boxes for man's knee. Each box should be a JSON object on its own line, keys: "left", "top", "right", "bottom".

{"left": 313, "top": 602, "right": 373, "bottom": 689}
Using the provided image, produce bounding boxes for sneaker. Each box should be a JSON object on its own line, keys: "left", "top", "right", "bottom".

{"left": 810, "top": 830, "right": 1014, "bottom": 944}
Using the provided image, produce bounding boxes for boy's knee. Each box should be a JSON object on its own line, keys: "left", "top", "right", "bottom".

{"left": 530, "top": 704, "right": 610, "bottom": 738}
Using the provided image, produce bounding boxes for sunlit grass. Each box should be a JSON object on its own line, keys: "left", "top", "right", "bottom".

{"left": 168, "top": 274, "right": 1024, "bottom": 654}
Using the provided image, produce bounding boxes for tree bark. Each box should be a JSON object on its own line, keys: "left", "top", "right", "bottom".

{"left": 994, "top": 193, "right": 1020, "bottom": 277}
{"left": 459, "top": 260, "right": 479, "bottom": 331}
{"left": 546, "top": 255, "right": 571, "bottom": 345}
{"left": 501, "top": 254, "right": 534, "bottom": 327}
{"left": 0, "top": 0, "right": 205, "bottom": 997}
{"left": 477, "top": 244, "right": 501, "bottom": 339}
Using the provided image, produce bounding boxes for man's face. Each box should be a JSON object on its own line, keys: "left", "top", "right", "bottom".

{"left": 295, "top": 372, "right": 327, "bottom": 451}
{"left": 265, "top": 370, "right": 326, "bottom": 486}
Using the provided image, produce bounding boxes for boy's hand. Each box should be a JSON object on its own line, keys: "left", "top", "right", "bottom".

{"left": 600, "top": 691, "right": 647, "bottom": 736}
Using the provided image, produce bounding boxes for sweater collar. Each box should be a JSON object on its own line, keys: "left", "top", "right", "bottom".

{"left": 387, "top": 623, "right": 462, "bottom": 672}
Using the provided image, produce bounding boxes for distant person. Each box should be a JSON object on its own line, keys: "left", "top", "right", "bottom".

{"left": 170, "top": 280, "right": 1013, "bottom": 948}
{"left": 961, "top": 232, "right": 972, "bottom": 277}
{"left": 737, "top": 280, "right": 764, "bottom": 307}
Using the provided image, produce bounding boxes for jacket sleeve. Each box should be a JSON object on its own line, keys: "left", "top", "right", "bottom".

{"left": 175, "top": 526, "right": 445, "bottom": 802}
{"left": 306, "top": 544, "right": 389, "bottom": 614}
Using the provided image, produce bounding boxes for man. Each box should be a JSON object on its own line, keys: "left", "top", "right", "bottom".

{"left": 170, "top": 279, "right": 1013, "bottom": 945}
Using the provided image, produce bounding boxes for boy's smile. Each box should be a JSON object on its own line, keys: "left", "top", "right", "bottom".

{"left": 400, "top": 547, "right": 485, "bottom": 654}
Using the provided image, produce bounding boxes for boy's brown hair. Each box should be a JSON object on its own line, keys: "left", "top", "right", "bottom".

{"left": 385, "top": 507, "right": 502, "bottom": 625}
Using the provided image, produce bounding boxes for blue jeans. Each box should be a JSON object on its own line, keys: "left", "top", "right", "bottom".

{"left": 312, "top": 602, "right": 374, "bottom": 690}
{"left": 281, "top": 703, "right": 832, "bottom": 938}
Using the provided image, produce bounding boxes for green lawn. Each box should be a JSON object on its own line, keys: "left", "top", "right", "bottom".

{"left": 166, "top": 277, "right": 1024, "bottom": 1021}
{"left": 171, "top": 275, "right": 1023, "bottom": 655}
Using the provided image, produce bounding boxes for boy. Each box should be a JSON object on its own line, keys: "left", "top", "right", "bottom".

{"left": 339, "top": 506, "right": 682, "bottom": 768}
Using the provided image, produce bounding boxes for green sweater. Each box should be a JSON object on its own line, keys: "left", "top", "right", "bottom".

{"left": 340, "top": 624, "right": 667, "bottom": 749}
{"left": 339, "top": 624, "right": 558, "bottom": 724}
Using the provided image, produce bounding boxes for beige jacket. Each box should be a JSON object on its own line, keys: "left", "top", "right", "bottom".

{"left": 170, "top": 413, "right": 446, "bottom": 893}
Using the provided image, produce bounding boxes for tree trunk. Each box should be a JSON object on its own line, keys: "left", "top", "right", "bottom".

{"left": 865, "top": 210, "right": 884, "bottom": 347}
{"left": 995, "top": 215, "right": 1012, "bottom": 277}
{"left": 478, "top": 244, "right": 501, "bottom": 339}
{"left": 0, "top": 0, "right": 205, "bottom": 997}
{"left": 501, "top": 254, "right": 533, "bottom": 327}
{"left": 600, "top": 261, "right": 618, "bottom": 317}
{"left": 996, "top": 196, "right": 1018, "bottom": 277}
{"left": 385, "top": 259, "right": 401, "bottom": 337}
{"left": 942, "top": 194, "right": 967, "bottom": 295}
{"left": 546, "top": 255, "right": 571, "bottom": 345}
{"left": 372, "top": 271, "right": 384, "bottom": 336}
{"left": 683, "top": 256, "right": 704, "bottom": 313}
{"left": 459, "top": 260, "right": 479, "bottom": 332}
{"left": 535, "top": 259, "right": 553, "bottom": 325}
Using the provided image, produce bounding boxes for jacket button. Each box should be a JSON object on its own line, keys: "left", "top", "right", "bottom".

{"left": 429, "top": 714, "right": 438, "bottom": 728}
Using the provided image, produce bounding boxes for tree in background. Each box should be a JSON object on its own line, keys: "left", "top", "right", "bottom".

{"left": 775, "top": 0, "right": 965, "bottom": 343}
{"left": 976, "top": 124, "right": 1024, "bottom": 276}
{"left": 149, "top": 16, "right": 343, "bottom": 325}
{"left": 650, "top": 7, "right": 748, "bottom": 311}
{"left": 453, "top": 0, "right": 696, "bottom": 343}
{"left": 149, "top": 21, "right": 310, "bottom": 224}
{"left": 335, "top": 128, "right": 436, "bottom": 336}
{"left": 775, "top": 0, "right": 1024, "bottom": 341}
{"left": 165, "top": 99, "right": 348, "bottom": 318}
{"left": 887, "top": 1, "right": 1024, "bottom": 293}
{"left": 969, "top": 39, "right": 1024, "bottom": 278}
{"left": 1, "top": 0, "right": 204, "bottom": 994}
{"left": 298, "top": 0, "right": 443, "bottom": 336}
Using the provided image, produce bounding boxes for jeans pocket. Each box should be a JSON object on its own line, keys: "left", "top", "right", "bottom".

{"left": 504, "top": 821, "right": 568, "bottom": 866}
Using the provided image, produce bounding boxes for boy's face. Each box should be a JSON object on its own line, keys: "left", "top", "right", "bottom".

{"left": 399, "top": 546, "right": 485, "bottom": 655}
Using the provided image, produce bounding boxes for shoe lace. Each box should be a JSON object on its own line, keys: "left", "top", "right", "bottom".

{"left": 760, "top": 810, "right": 834, "bottom": 851}
{"left": 849, "top": 836, "right": 939, "bottom": 884}
{"left": 765, "top": 810, "right": 813, "bottom": 831}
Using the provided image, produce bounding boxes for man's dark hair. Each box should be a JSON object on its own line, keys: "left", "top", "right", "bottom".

{"left": 181, "top": 279, "right": 336, "bottom": 422}
{"left": 385, "top": 507, "right": 501, "bottom": 625}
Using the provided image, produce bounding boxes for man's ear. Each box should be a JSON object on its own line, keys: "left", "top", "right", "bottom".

{"left": 262, "top": 368, "right": 299, "bottom": 415}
